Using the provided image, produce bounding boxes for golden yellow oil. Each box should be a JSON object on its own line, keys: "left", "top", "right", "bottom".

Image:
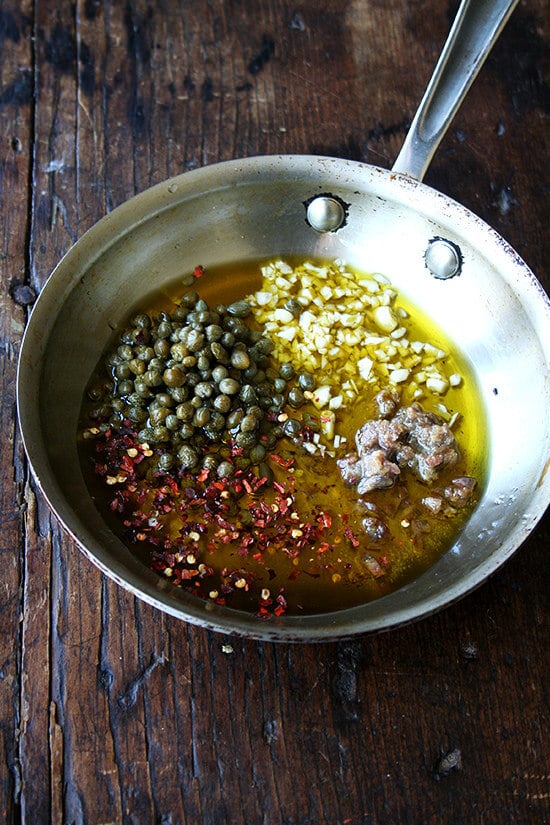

{"left": 79, "top": 258, "right": 488, "bottom": 616}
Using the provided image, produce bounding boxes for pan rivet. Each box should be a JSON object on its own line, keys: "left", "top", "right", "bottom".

{"left": 424, "top": 238, "right": 462, "bottom": 279}
{"left": 306, "top": 196, "right": 346, "bottom": 233}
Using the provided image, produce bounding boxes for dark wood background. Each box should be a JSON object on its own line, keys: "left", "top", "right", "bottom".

{"left": 1, "top": 1, "right": 548, "bottom": 823}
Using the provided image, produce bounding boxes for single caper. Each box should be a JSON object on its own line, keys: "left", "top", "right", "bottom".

{"left": 186, "top": 329, "right": 205, "bottom": 352}
{"left": 127, "top": 405, "right": 148, "bottom": 423}
{"left": 193, "top": 382, "right": 211, "bottom": 399}
{"left": 227, "top": 300, "right": 251, "bottom": 318}
{"left": 165, "top": 414, "right": 179, "bottom": 431}
{"left": 202, "top": 453, "right": 221, "bottom": 471}
{"left": 217, "top": 460, "right": 234, "bottom": 479}
{"left": 163, "top": 366, "right": 186, "bottom": 387}
{"left": 177, "top": 445, "right": 200, "bottom": 469}
{"left": 157, "top": 320, "right": 172, "bottom": 339}
{"left": 114, "top": 362, "right": 132, "bottom": 380}
{"left": 287, "top": 386, "right": 305, "bottom": 408}
{"left": 212, "top": 365, "right": 229, "bottom": 383}
{"left": 156, "top": 392, "right": 173, "bottom": 407}
{"left": 157, "top": 453, "right": 175, "bottom": 471}
{"left": 132, "top": 313, "right": 152, "bottom": 329}
{"left": 193, "top": 407, "right": 211, "bottom": 427}
{"left": 197, "top": 355, "right": 210, "bottom": 372}
{"left": 148, "top": 357, "right": 166, "bottom": 372}
{"left": 143, "top": 369, "right": 163, "bottom": 387}
{"left": 179, "top": 423, "right": 194, "bottom": 440}
{"left": 221, "top": 332, "right": 235, "bottom": 348}
{"left": 169, "top": 386, "right": 188, "bottom": 403}
{"left": 298, "top": 372, "right": 315, "bottom": 390}
{"left": 240, "top": 414, "right": 258, "bottom": 433}
{"left": 213, "top": 394, "right": 231, "bottom": 413}
{"left": 239, "top": 384, "right": 257, "bottom": 405}
{"left": 181, "top": 290, "right": 199, "bottom": 307}
{"left": 219, "top": 377, "right": 239, "bottom": 395}
{"left": 135, "top": 380, "right": 153, "bottom": 398}
{"left": 226, "top": 409, "right": 244, "bottom": 429}
{"left": 209, "top": 412, "right": 226, "bottom": 431}
{"left": 279, "top": 362, "right": 295, "bottom": 380}
{"left": 254, "top": 337, "right": 274, "bottom": 355}
{"left": 243, "top": 363, "right": 258, "bottom": 381}
{"left": 235, "top": 432, "right": 256, "bottom": 449}
{"left": 176, "top": 402, "right": 194, "bottom": 421}
{"left": 249, "top": 444, "right": 266, "bottom": 463}
{"left": 118, "top": 344, "right": 134, "bottom": 361}
{"left": 120, "top": 329, "right": 137, "bottom": 346}
{"left": 136, "top": 345, "right": 154, "bottom": 362}
{"left": 129, "top": 358, "right": 145, "bottom": 376}
{"left": 210, "top": 342, "right": 229, "bottom": 364}
{"left": 149, "top": 406, "right": 168, "bottom": 426}
{"left": 206, "top": 324, "right": 223, "bottom": 342}
{"left": 116, "top": 379, "right": 134, "bottom": 397}
{"left": 283, "top": 418, "right": 302, "bottom": 436}
{"left": 231, "top": 350, "right": 250, "bottom": 370}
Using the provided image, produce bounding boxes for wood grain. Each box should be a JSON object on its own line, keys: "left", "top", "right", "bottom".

{"left": 0, "top": 1, "right": 548, "bottom": 823}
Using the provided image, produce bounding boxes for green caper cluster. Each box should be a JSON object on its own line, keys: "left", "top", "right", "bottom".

{"left": 86, "top": 292, "right": 315, "bottom": 478}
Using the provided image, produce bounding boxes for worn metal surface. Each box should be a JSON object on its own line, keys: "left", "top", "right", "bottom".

{"left": 1, "top": 0, "right": 549, "bottom": 822}
{"left": 17, "top": 155, "right": 550, "bottom": 640}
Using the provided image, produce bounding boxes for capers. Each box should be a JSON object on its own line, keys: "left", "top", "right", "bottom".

{"left": 154, "top": 338, "right": 171, "bottom": 358}
{"left": 163, "top": 367, "right": 186, "bottom": 387}
{"left": 213, "top": 394, "right": 231, "bottom": 413}
{"left": 239, "top": 384, "right": 257, "bottom": 405}
{"left": 192, "top": 407, "right": 211, "bottom": 427}
{"left": 114, "top": 363, "right": 132, "bottom": 380}
{"left": 279, "top": 362, "right": 295, "bottom": 380}
{"left": 235, "top": 432, "right": 256, "bottom": 449}
{"left": 117, "top": 379, "right": 134, "bottom": 397}
{"left": 206, "top": 324, "right": 223, "bottom": 342}
{"left": 84, "top": 288, "right": 322, "bottom": 482}
{"left": 217, "top": 460, "right": 234, "bottom": 479}
{"left": 149, "top": 406, "right": 168, "bottom": 426}
{"left": 132, "top": 313, "right": 151, "bottom": 329}
{"left": 240, "top": 414, "right": 258, "bottom": 433}
{"left": 297, "top": 372, "right": 315, "bottom": 390}
{"left": 129, "top": 358, "right": 147, "bottom": 375}
{"left": 158, "top": 453, "right": 175, "bottom": 471}
{"left": 219, "top": 377, "right": 239, "bottom": 395}
{"left": 284, "top": 298, "right": 302, "bottom": 317}
{"left": 249, "top": 444, "right": 266, "bottom": 463}
{"left": 177, "top": 445, "right": 200, "bottom": 469}
{"left": 288, "top": 386, "right": 305, "bottom": 408}
{"left": 227, "top": 300, "right": 252, "bottom": 318}
{"left": 157, "top": 320, "right": 172, "bottom": 339}
{"left": 176, "top": 402, "right": 194, "bottom": 421}
{"left": 283, "top": 418, "right": 302, "bottom": 436}
{"left": 231, "top": 350, "right": 250, "bottom": 370}
{"left": 170, "top": 342, "right": 187, "bottom": 361}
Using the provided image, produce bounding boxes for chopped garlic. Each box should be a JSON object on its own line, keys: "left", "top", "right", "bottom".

{"left": 246, "top": 259, "right": 462, "bottom": 411}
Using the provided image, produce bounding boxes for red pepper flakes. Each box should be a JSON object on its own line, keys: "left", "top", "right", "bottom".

{"left": 269, "top": 453, "right": 295, "bottom": 469}
{"left": 88, "top": 423, "right": 364, "bottom": 618}
{"left": 193, "top": 264, "right": 205, "bottom": 279}
{"left": 344, "top": 526, "right": 360, "bottom": 548}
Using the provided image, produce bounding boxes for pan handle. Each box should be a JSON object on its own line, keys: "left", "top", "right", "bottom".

{"left": 392, "top": 0, "right": 519, "bottom": 181}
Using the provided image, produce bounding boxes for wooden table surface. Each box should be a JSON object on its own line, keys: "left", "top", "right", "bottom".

{"left": 1, "top": 1, "right": 549, "bottom": 823}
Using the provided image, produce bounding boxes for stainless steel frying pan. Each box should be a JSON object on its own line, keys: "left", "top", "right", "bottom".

{"left": 17, "top": 0, "right": 550, "bottom": 641}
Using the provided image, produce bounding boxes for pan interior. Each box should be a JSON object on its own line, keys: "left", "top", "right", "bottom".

{"left": 18, "top": 157, "right": 550, "bottom": 640}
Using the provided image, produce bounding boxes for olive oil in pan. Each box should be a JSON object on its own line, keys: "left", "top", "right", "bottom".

{"left": 78, "top": 258, "right": 488, "bottom": 616}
